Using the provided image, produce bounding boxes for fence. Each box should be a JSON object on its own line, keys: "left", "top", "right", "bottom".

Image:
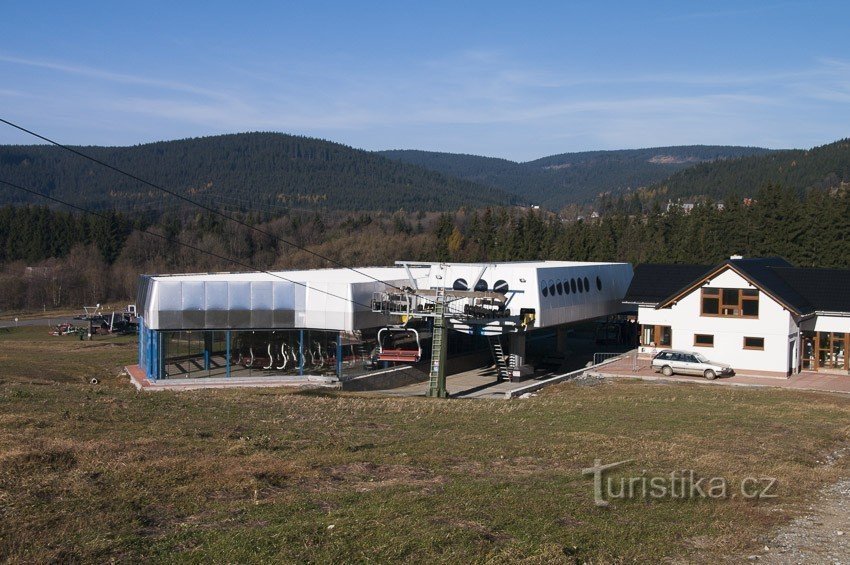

{"left": 593, "top": 350, "right": 655, "bottom": 372}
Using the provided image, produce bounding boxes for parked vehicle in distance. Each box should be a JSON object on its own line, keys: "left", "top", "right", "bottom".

{"left": 651, "top": 349, "right": 734, "bottom": 380}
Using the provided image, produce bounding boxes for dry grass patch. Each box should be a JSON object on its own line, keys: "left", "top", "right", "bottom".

{"left": 1, "top": 326, "right": 850, "bottom": 562}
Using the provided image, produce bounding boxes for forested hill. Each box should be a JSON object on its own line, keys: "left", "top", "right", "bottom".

{"left": 378, "top": 145, "right": 772, "bottom": 209}
{"left": 646, "top": 138, "right": 850, "bottom": 201}
{"left": 0, "top": 133, "right": 512, "bottom": 214}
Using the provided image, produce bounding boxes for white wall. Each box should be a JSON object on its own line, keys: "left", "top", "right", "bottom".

{"left": 638, "top": 268, "right": 794, "bottom": 373}
{"left": 810, "top": 315, "right": 850, "bottom": 333}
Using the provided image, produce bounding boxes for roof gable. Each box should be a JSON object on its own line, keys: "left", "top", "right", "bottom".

{"left": 625, "top": 257, "right": 850, "bottom": 316}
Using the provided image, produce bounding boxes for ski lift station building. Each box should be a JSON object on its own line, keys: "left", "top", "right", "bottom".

{"left": 135, "top": 261, "right": 633, "bottom": 384}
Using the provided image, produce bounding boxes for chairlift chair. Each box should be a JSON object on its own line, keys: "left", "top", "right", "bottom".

{"left": 376, "top": 327, "right": 422, "bottom": 363}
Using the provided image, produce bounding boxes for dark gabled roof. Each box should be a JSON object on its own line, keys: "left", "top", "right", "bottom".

{"left": 722, "top": 257, "right": 811, "bottom": 314}
{"left": 624, "top": 263, "right": 713, "bottom": 304}
{"left": 772, "top": 267, "right": 850, "bottom": 313}
{"left": 627, "top": 256, "right": 850, "bottom": 315}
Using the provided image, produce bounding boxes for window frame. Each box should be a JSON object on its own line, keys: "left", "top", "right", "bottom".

{"left": 743, "top": 336, "right": 765, "bottom": 350}
{"left": 641, "top": 324, "right": 672, "bottom": 347}
{"left": 700, "top": 287, "right": 759, "bottom": 319}
{"left": 694, "top": 333, "right": 714, "bottom": 347}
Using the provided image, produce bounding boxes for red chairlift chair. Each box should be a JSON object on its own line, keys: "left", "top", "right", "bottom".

{"left": 376, "top": 327, "right": 422, "bottom": 363}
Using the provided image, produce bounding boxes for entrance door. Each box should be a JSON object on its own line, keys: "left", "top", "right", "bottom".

{"left": 801, "top": 334, "right": 815, "bottom": 370}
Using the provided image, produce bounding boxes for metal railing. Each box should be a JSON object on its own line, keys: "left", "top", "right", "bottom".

{"left": 593, "top": 352, "right": 625, "bottom": 366}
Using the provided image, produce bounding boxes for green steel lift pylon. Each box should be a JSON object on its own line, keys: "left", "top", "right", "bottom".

{"left": 426, "top": 289, "right": 449, "bottom": 398}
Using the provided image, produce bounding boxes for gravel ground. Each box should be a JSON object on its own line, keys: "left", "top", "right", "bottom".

{"left": 751, "top": 447, "right": 850, "bottom": 564}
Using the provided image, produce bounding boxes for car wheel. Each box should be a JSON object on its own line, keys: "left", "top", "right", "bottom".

{"left": 704, "top": 369, "right": 716, "bottom": 380}
{"left": 661, "top": 365, "right": 673, "bottom": 377}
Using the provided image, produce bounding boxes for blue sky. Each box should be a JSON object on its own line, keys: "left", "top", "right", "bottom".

{"left": 1, "top": 1, "right": 849, "bottom": 160}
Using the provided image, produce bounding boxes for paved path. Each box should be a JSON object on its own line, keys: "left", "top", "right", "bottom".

{"left": 596, "top": 356, "right": 850, "bottom": 395}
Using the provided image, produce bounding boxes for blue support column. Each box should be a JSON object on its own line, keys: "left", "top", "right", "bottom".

{"left": 157, "top": 332, "right": 165, "bottom": 380}
{"left": 337, "top": 331, "right": 343, "bottom": 380}
{"left": 138, "top": 316, "right": 144, "bottom": 368}
{"left": 226, "top": 330, "right": 232, "bottom": 378}
{"left": 203, "top": 332, "right": 212, "bottom": 371}
{"left": 149, "top": 330, "right": 158, "bottom": 381}
{"left": 299, "top": 330, "right": 305, "bottom": 376}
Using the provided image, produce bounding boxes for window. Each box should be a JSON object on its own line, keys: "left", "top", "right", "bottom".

{"left": 541, "top": 282, "right": 548, "bottom": 297}
{"left": 694, "top": 334, "right": 714, "bottom": 347}
{"left": 549, "top": 280, "right": 556, "bottom": 296}
{"left": 641, "top": 325, "right": 671, "bottom": 347}
{"left": 701, "top": 287, "right": 759, "bottom": 318}
{"left": 743, "top": 336, "right": 765, "bottom": 350}
{"left": 596, "top": 276, "right": 602, "bottom": 291}
{"left": 453, "top": 278, "right": 468, "bottom": 291}
{"left": 583, "top": 277, "right": 590, "bottom": 292}
{"left": 494, "top": 280, "right": 509, "bottom": 294}
{"left": 570, "top": 279, "right": 577, "bottom": 293}
{"left": 564, "top": 280, "right": 570, "bottom": 295}
{"left": 556, "top": 281, "right": 563, "bottom": 295}
{"left": 475, "top": 279, "right": 488, "bottom": 292}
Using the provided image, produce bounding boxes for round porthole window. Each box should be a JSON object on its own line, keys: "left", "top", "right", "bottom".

{"left": 596, "top": 276, "right": 602, "bottom": 291}
{"left": 549, "top": 280, "right": 556, "bottom": 297}
{"left": 584, "top": 277, "right": 590, "bottom": 292}
{"left": 565, "top": 280, "right": 570, "bottom": 295}
{"left": 570, "top": 278, "right": 577, "bottom": 294}
{"left": 475, "top": 279, "right": 488, "bottom": 292}
{"left": 557, "top": 281, "right": 563, "bottom": 295}
{"left": 494, "top": 280, "right": 509, "bottom": 294}
{"left": 453, "top": 278, "right": 468, "bottom": 291}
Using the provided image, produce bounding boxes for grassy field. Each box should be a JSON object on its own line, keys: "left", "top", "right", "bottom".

{"left": 1, "top": 326, "right": 849, "bottom": 563}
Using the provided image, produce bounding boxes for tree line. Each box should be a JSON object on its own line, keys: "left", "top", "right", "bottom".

{"left": 1, "top": 183, "right": 848, "bottom": 311}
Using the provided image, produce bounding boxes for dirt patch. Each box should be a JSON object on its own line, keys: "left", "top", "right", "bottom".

{"left": 321, "top": 462, "right": 444, "bottom": 492}
{"left": 750, "top": 478, "right": 850, "bottom": 563}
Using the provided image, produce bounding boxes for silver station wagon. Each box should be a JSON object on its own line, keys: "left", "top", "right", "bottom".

{"left": 651, "top": 349, "right": 734, "bottom": 380}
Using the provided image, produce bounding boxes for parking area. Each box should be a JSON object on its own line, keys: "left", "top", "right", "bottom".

{"left": 593, "top": 355, "right": 850, "bottom": 394}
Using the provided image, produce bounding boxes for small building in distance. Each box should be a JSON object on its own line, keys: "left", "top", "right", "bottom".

{"left": 625, "top": 257, "right": 850, "bottom": 376}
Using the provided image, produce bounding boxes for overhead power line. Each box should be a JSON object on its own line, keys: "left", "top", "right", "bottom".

{"left": 0, "top": 177, "right": 377, "bottom": 311}
{"left": 0, "top": 117, "right": 432, "bottom": 302}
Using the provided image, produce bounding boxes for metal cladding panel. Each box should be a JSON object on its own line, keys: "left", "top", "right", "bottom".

{"left": 229, "top": 281, "right": 251, "bottom": 310}
{"left": 273, "top": 282, "right": 296, "bottom": 327}
{"left": 205, "top": 309, "right": 229, "bottom": 328}
{"left": 250, "top": 282, "right": 273, "bottom": 327}
{"left": 182, "top": 281, "right": 205, "bottom": 310}
{"left": 534, "top": 263, "right": 634, "bottom": 328}
{"left": 205, "top": 281, "right": 228, "bottom": 310}
{"left": 158, "top": 281, "right": 182, "bottom": 311}
{"left": 306, "top": 283, "right": 330, "bottom": 329}
{"left": 227, "top": 309, "right": 250, "bottom": 327}
{"left": 179, "top": 281, "right": 204, "bottom": 327}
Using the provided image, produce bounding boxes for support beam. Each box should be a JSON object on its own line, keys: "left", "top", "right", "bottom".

{"left": 203, "top": 332, "right": 212, "bottom": 371}
{"left": 299, "top": 330, "right": 305, "bottom": 376}
{"left": 225, "top": 330, "right": 231, "bottom": 379}
{"left": 556, "top": 326, "right": 568, "bottom": 353}
{"left": 337, "top": 331, "right": 343, "bottom": 379}
{"left": 509, "top": 332, "right": 526, "bottom": 367}
{"left": 427, "top": 293, "right": 449, "bottom": 398}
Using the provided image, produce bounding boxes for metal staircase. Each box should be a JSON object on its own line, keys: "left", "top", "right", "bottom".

{"left": 488, "top": 335, "right": 511, "bottom": 381}
{"left": 426, "top": 288, "right": 449, "bottom": 398}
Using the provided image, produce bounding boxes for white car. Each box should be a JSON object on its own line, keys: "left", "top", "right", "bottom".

{"left": 651, "top": 349, "right": 733, "bottom": 380}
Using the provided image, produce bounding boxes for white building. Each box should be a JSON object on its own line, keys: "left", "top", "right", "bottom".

{"left": 625, "top": 257, "right": 850, "bottom": 376}
{"left": 136, "top": 260, "right": 633, "bottom": 382}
